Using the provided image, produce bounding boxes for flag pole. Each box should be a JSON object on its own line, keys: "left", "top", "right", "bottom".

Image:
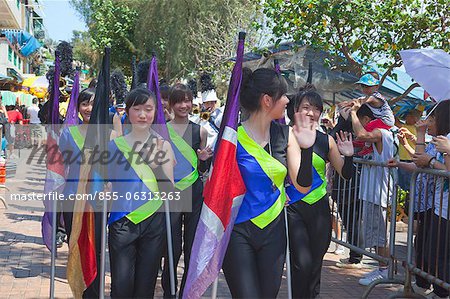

{"left": 49, "top": 51, "right": 62, "bottom": 299}
{"left": 99, "top": 47, "right": 111, "bottom": 299}
{"left": 284, "top": 207, "right": 293, "bottom": 299}
{"left": 50, "top": 205, "right": 57, "bottom": 299}
{"left": 147, "top": 54, "right": 176, "bottom": 296}
{"left": 211, "top": 277, "right": 219, "bottom": 299}
{"left": 165, "top": 200, "right": 176, "bottom": 296}
{"left": 99, "top": 197, "right": 108, "bottom": 299}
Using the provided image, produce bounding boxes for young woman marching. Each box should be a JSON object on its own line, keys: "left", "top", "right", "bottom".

{"left": 161, "top": 83, "right": 212, "bottom": 298}
{"left": 107, "top": 88, "right": 174, "bottom": 298}
{"left": 286, "top": 86, "right": 354, "bottom": 298}
{"left": 60, "top": 87, "right": 118, "bottom": 298}
{"left": 60, "top": 88, "right": 96, "bottom": 239}
{"left": 221, "top": 68, "right": 316, "bottom": 298}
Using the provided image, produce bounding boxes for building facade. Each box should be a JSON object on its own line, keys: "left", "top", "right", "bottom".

{"left": 0, "top": 0, "right": 45, "bottom": 80}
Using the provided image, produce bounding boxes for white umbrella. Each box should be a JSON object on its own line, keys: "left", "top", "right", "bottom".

{"left": 400, "top": 49, "right": 450, "bottom": 102}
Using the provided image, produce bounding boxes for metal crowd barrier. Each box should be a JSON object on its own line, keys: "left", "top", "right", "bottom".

{"left": 329, "top": 158, "right": 405, "bottom": 298}
{"left": 398, "top": 168, "right": 450, "bottom": 298}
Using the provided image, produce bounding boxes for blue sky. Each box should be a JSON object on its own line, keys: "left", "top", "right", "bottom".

{"left": 42, "top": 0, "right": 87, "bottom": 42}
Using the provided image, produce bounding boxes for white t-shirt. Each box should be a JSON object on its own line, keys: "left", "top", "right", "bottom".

{"left": 359, "top": 129, "right": 394, "bottom": 207}
{"left": 434, "top": 133, "right": 450, "bottom": 219}
{"left": 27, "top": 105, "right": 41, "bottom": 124}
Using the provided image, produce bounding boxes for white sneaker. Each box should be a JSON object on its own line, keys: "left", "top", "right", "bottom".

{"left": 358, "top": 268, "right": 388, "bottom": 286}
{"left": 362, "top": 268, "right": 380, "bottom": 278}
{"left": 334, "top": 245, "right": 345, "bottom": 255}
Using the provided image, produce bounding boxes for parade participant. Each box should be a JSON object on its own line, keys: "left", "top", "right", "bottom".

{"left": 221, "top": 67, "right": 316, "bottom": 298}
{"left": 161, "top": 83, "right": 212, "bottom": 298}
{"left": 197, "top": 74, "right": 223, "bottom": 149}
{"left": 286, "top": 85, "right": 354, "bottom": 298}
{"left": 60, "top": 88, "right": 96, "bottom": 238}
{"left": 59, "top": 87, "right": 118, "bottom": 298}
{"left": 160, "top": 83, "right": 173, "bottom": 122}
{"left": 107, "top": 88, "right": 174, "bottom": 298}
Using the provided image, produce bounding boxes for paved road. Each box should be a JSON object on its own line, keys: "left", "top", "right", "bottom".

{"left": 0, "top": 148, "right": 406, "bottom": 298}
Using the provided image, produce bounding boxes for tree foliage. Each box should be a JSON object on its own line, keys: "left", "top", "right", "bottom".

{"left": 72, "top": 30, "right": 99, "bottom": 76}
{"left": 71, "top": 0, "right": 260, "bottom": 86}
{"left": 261, "top": 0, "right": 450, "bottom": 81}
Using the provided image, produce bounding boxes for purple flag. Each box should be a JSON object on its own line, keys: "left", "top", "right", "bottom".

{"left": 274, "top": 59, "right": 286, "bottom": 124}
{"left": 64, "top": 70, "right": 80, "bottom": 125}
{"left": 147, "top": 55, "right": 169, "bottom": 140}
{"left": 42, "top": 53, "right": 65, "bottom": 251}
{"left": 183, "top": 32, "right": 247, "bottom": 299}
{"left": 274, "top": 58, "right": 281, "bottom": 74}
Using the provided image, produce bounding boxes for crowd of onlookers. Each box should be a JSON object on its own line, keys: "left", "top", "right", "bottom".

{"left": 0, "top": 92, "right": 43, "bottom": 159}
{"left": 320, "top": 72, "right": 449, "bottom": 298}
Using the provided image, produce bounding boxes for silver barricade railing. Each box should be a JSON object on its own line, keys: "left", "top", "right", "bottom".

{"left": 330, "top": 158, "right": 405, "bottom": 298}
{"left": 399, "top": 168, "right": 450, "bottom": 298}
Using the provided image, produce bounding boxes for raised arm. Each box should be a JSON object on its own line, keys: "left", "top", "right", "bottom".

{"left": 328, "top": 132, "right": 354, "bottom": 179}
{"left": 287, "top": 112, "right": 316, "bottom": 194}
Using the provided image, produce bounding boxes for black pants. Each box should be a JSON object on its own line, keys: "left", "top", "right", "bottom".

{"left": 108, "top": 213, "right": 166, "bottom": 298}
{"left": 416, "top": 213, "right": 449, "bottom": 298}
{"left": 288, "top": 197, "right": 332, "bottom": 299}
{"left": 222, "top": 212, "right": 286, "bottom": 298}
{"left": 162, "top": 181, "right": 203, "bottom": 298}
{"left": 332, "top": 170, "right": 363, "bottom": 263}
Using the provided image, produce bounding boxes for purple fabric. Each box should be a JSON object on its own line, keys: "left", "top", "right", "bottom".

{"left": 183, "top": 204, "right": 240, "bottom": 298}
{"left": 213, "top": 33, "right": 245, "bottom": 156}
{"left": 274, "top": 59, "right": 286, "bottom": 124}
{"left": 64, "top": 70, "right": 80, "bottom": 125}
{"left": 51, "top": 55, "right": 61, "bottom": 125}
{"left": 147, "top": 55, "right": 169, "bottom": 140}
{"left": 183, "top": 32, "right": 246, "bottom": 299}
{"left": 274, "top": 59, "right": 281, "bottom": 74}
{"left": 41, "top": 53, "right": 62, "bottom": 251}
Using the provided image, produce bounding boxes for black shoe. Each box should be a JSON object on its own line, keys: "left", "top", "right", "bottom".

{"left": 56, "top": 235, "right": 64, "bottom": 248}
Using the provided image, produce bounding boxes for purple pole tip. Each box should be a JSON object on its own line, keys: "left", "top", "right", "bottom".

{"left": 238, "top": 32, "right": 246, "bottom": 40}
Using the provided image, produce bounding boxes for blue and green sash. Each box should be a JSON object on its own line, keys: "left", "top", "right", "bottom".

{"left": 111, "top": 137, "right": 162, "bottom": 224}
{"left": 168, "top": 124, "right": 199, "bottom": 191}
{"left": 235, "top": 126, "right": 287, "bottom": 229}
{"left": 69, "top": 126, "right": 85, "bottom": 150}
{"left": 286, "top": 152, "right": 327, "bottom": 205}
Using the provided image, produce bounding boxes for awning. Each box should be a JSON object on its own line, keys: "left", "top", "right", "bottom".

{"left": 0, "top": 74, "right": 13, "bottom": 81}
{"left": 6, "top": 68, "right": 23, "bottom": 83}
{"left": 1, "top": 29, "right": 42, "bottom": 57}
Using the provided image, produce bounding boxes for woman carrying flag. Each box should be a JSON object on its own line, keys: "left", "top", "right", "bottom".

{"left": 107, "top": 88, "right": 174, "bottom": 298}
{"left": 60, "top": 87, "right": 119, "bottom": 297}
{"left": 60, "top": 88, "right": 95, "bottom": 238}
{"left": 161, "top": 83, "right": 212, "bottom": 298}
{"left": 285, "top": 85, "right": 354, "bottom": 298}
{"left": 222, "top": 67, "right": 316, "bottom": 298}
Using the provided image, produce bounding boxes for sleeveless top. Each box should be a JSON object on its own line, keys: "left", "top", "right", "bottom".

{"left": 286, "top": 130, "right": 329, "bottom": 205}
{"left": 235, "top": 121, "right": 289, "bottom": 229}
{"left": 107, "top": 135, "right": 165, "bottom": 225}
{"left": 168, "top": 121, "right": 201, "bottom": 191}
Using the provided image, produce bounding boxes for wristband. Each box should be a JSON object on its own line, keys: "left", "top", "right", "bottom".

{"left": 341, "top": 156, "right": 354, "bottom": 180}
{"left": 415, "top": 142, "right": 426, "bottom": 146}
{"left": 297, "top": 147, "right": 313, "bottom": 187}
